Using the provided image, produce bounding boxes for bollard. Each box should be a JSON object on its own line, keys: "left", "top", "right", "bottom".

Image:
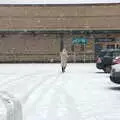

{"left": 0, "top": 91, "right": 23, "bottom": 120}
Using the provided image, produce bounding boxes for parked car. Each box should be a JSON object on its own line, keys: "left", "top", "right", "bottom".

{"left": 110, "top": 64, "right": 120, "bottom": 84}
{"left": 112, "top": 56, "right": 120, "bottom": 65}
{"left": 96, "top": 49, "right": 120, "bottom": 73}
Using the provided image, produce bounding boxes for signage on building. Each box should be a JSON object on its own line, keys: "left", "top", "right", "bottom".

{"left": 95, "top": 38, "right": 114, "bottom": 42}
{"left": 72, "top": 38, "right": 88, "bottom": 45}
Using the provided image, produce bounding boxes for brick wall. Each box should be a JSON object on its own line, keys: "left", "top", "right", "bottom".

{"left": 0, "top": 4, "right": 120, "bottom": 30}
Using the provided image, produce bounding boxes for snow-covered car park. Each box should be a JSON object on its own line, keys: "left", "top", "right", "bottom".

{"left": 1, "top": 63, "right": 120, "bottom": 120}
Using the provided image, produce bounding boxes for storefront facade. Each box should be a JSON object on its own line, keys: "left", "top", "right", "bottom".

{"left": 0, "top": 4, "right": 120, "bottom": 62}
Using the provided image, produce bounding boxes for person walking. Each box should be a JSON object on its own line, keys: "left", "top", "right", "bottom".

{"left": 60, "top": 48, "right": 68, "bottom": 73}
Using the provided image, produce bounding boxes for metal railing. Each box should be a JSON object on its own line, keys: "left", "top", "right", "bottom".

{"left": 0, "top": 52, "right": 95, "bottom": 63}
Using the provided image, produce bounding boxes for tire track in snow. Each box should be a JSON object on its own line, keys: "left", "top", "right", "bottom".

{"left": 23, "top": 72, "right": 62, "bottom": 119}
{"left": 0, "top": 71, "right": 62, "bottom": 120}
{"left": 0, "top": 70, "right": 43, "bottom": 89}
{"left": 0, "top": 72, "right": 59, "bottom": 101}
{"left": 21, "top": 72, "right": 61, "bottom": 104}
{"left": 48, "top": 88, "right": 83, "bottom": 120}
{"left": 46, "top": 74, "right": 83, "bottom": 120}
{"left": 24, "top": 73, "right": 83, "bottom": 120}
{"left": 0, "top": 71, "right": 58, "bottom": 102}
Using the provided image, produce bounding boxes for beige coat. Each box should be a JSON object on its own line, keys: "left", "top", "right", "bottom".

{"left": 60, "top": 49, "right": 68, "bottom": 67}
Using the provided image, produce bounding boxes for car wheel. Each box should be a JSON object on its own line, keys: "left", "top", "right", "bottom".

{"left": 103, "top": 66, "right": 111, "bottom": 73}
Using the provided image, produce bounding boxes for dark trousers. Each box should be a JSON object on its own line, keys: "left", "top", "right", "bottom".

{"left": 62, "top": 66, "right": 66, "bottom": 73}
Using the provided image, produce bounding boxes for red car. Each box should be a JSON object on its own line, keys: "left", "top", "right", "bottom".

{"left": 112, "top": 56, "right": 120, "bottom": 65}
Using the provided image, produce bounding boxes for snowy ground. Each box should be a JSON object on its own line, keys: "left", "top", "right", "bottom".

{"left": 0, "top": 63, "right": 120, "bottom": 120}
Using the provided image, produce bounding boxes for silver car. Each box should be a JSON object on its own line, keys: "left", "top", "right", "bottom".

{"left": 110, "top": 64, "right": 120, "bottom": 84}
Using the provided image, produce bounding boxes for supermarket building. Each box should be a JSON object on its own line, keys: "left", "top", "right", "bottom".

{"left": 0, "top": 3, "right": 120, "bottom": 62}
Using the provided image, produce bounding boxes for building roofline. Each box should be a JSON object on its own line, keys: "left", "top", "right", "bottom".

{"left": 0, "top": 3, "right": 120, "bottom": 7}
{"left": 0, "top": 29, "right": 120, "bottom": 34}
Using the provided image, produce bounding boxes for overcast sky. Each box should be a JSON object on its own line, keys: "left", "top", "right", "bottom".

{"left": 0, "top": 0, "right": 120, "bottom": 4}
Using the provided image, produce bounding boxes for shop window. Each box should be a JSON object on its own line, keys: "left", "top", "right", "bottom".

{"left": 81, "top": 45, "right": 85, "bottom": 51}
{"left": 107, "top": 45, "right": 115, "bottom": 49}
{"left": 116, "top": 44, "right": 120, "bottom": 49}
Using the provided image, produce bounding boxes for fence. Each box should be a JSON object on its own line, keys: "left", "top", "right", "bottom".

{"left": 68, "top": 52, "right": 95, "bottom": 63}
{"left": 0, "top": 52, "right": 95, "bottom": 63}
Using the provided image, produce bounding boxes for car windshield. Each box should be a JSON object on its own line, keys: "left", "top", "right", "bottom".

{"left": 98, "top": 51, "right": 107, "bottom": 57}
{"left": 113, "top": 51, "right": 120, "bottom": 57}
{"left": 105, "top": 51, "right": 113, "bottom": 56}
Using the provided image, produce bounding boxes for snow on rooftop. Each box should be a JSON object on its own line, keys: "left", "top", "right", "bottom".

{"left": 0, "top": 0, "right": 120, "bottom": 4}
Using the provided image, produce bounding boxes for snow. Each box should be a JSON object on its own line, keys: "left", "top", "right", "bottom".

{"left": 0, "top": 0, "right": 119, "bottom": 4}
{"left": 0, "top": 99, "right": 6, "bottom": 120}
{"left": 0, "top": 63, "right": 120, "bottom": 120}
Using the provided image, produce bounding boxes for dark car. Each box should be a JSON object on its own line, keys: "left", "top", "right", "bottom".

{"left": 96, "top": 49, "right": 120, "bottom": 73}
{"left": 110, "top": 64, "right": 120, "bottom": 84}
